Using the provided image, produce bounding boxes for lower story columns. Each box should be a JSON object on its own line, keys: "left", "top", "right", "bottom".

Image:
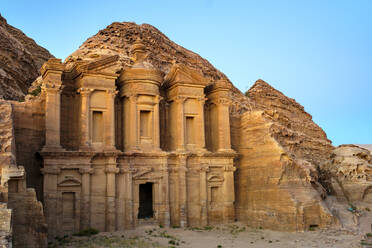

{"left": 79, "top": 168, "right": 94, "bottom": 229}
{"left": 223, "top": 164, "right": 236, "bottom": 223}
{"left": 41, "top": 167, "right": 60, "bottom": 240}
{"left": 105, "top": 167, "right": 119, "bottom": 231}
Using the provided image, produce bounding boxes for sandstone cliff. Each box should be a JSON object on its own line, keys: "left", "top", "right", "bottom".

{"left": 246, "top": 80, "right": 334, "bottom": 166}
{"left": 235, "top": 80, "right": 336, "bottom": 231}
{"left": 321, "top": 145, "right": 372, "bottom": 203}
{"left": 0, "top": 14, "right": 52, "bottom": 100}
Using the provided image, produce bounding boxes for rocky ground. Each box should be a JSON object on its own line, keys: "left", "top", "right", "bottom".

{"left": 48, "top": 222, "right": 370, "bottom": 248}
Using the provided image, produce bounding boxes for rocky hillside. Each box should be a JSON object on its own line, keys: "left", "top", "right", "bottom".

{"left": 246, "top": 80, "right": 333, "bottom": 166}
{"left": 66, "top": 22, "right": 227, "bottom": 82}
{"left": 0, "top": 14, "right": 52, "bottom": 100}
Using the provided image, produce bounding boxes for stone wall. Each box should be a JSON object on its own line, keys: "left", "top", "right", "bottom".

{"left": 0, "top": 100, "right": 47, "bottom": 248}
{"left": 0, "top": 203, "right": 11, "bottom": 248}
{"left": 11, "top": 99, "right": 45, "bottom": 201}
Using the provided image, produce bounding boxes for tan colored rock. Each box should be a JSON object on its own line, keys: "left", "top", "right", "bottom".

{"left": 0, "top": 14, "right": 52, "bottom": 101}
{"left": 0, "top": 100, "right": 47, "bottom": 247}
{"left": 320, "top": 145, "right": 372, "bottom": 203}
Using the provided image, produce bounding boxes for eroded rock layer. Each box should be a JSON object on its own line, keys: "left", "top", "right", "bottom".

{"left": 0, "top": 14, "right": 52, "bottom": 100}
{"left": 321, "top": 145, "right": 372, "bottom": 203}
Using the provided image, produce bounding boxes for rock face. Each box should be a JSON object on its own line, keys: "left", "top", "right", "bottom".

{"left": 0, "top": 14, "right": 52, "bottom": 100}
{"left": 0, "top": 100, "right": 47, "bottom": 248}
{"left": 235, "top": 80, "right": 336, "bottom": 231}
{"left": 65, "top": 22, "right": 227, "bottom": 82}
{"left": 321, "top": 145, "right": 372, "bottom": 203}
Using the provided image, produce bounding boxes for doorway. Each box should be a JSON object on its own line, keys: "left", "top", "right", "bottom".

{"left": 138, "top": 182, "right": 154, "bottom": 219}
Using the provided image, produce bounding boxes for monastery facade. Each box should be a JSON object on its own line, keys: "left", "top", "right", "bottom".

{"left": 40, "top": 40, "right": 236, "bottom": 238}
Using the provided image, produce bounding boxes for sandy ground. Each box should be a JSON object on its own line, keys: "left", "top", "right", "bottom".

{"left": 50, "top": 222, "right": 367, "bottom": 248}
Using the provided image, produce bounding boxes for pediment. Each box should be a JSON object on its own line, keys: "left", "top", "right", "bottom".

{"left": 133, "top": 168, "right": 153, "bottom": 179}
{"left": 58, "top": 176, "right": 81, "bottom": 187}
{"left": 66, "top": 55, "right": 120, "bottom": 79}
{"left": 208, "top": 175, "right": 224, "bottom": 182}
{"left": 164, "top": 64, "right": 209, "bottom": 87}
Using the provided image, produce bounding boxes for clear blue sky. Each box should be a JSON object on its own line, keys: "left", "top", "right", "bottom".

{"left": 2, "top": 0, "right": 371, "bottom": 145}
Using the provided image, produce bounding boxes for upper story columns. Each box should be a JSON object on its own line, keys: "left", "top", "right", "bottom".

{"left": 73, "top": 64, "right": 118, "bottom": 151}
{"left": 118, "top": 39, "right": 164, "bottom": 153}
{"left": 164, "top": 64, "right": 208, "bottom": 152}
{"left": 206, "top": 79, "right": 234, "bottom": 152}
{"left": 41, "top": 58, "right": 65, "bottom": 151}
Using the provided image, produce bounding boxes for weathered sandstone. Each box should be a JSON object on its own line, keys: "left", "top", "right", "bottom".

{"left": 0, "top": 100, "right": 47, "bottom": 247}
{"left": 0, "top": 14, "right": 52, "bottom": 101}
{"left": 320, "top": 145, "right": 372, "bottom": 203}
{"left": 235, "top": 80, "right": 336, "bottom": 231}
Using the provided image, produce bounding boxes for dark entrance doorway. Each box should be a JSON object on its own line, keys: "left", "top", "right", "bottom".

{"left": 138, "top": 182, "right": 154, "bottom": 219}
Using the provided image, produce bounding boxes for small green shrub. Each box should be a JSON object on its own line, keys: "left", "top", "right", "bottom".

{"left": 73, "top": 227, "right": 99, "bottom": 237}
{"left": 30, "top": 85, "right": 42, "bottom": 96}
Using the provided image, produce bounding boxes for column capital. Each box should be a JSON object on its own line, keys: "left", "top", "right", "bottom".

{"left": 173, "top": 95, "right": 187, "bottom": 104}
{"left": 197, "top": 97, "right": 208, "bottom": 104}
{"left": 106, "top": 89, "right": 118, "bottom": 98}
{"left": 200, "top": 164, "right": 210, "bottom": 172}
{"left": 79, "top": 167, "right": 94, "bottom": 174}
{"left": 209, "top": 97, "right": 232, "bottom": 106}
{"left": 41, "top": 167, "right": 61, "bottom": 175}
{"left": 124, "top": 93, "right": 138, "bottom": 103}
{"left": 77, "top": 87, "right": 94, "bottom": 96}
{"left": 42, "top": 82, "right": 64, "bottom": 93}
{"left": 154, "top": 95, "right": 164, "bottom": 104}
{"left": 105, "top": 167, "right": 120, "bottom": 174}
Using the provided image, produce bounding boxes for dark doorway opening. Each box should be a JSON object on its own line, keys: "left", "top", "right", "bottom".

{"left": 138, "top": 182, "right": 154, "bottom": 219}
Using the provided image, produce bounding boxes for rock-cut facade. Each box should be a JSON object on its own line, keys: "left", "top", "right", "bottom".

{"left": 40, "top": 40, "right": 236, "bottom": 239}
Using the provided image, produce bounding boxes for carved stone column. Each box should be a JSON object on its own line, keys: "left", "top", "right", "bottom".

{"left": 197, "top": 97, "right": 207, "bottom": 150}
{"left": 175, "top": 96, "right": 186, "bottom": 151}
{"left": 160, "top": 164, "right": 170, "bottom": 227}
{"left": 216, "top": 98, "right": 232, "bottom": 151}
{"left": 154, "top": 95, "right": 162, "bottom": 149}
{"left": 206, "top": 79, "right": 233, "bottom": 152}
{"left": 121, "top": 166, "right": 136, "bottom": 229}
{"left": 199, "top": 164, "right": 209, "bottom": 226}
{"left": 178, "top": 155, "right": 188, "bottom": 227}
{"left": 40, "top": 59, "right": 65, "bottom": 151}
{"left": 79, "top": 167, "right": 94, "bottom": 229}
{"left": 123, "top": 94, "right": 139, "bottom": 152}
{"left": 41, "top": 166, "right": 60, "bottom": 240}
{"left": 105, "top": 165, "right": 119, "bottom": 231}
{"left": 223, "top": 164, "right": 236, "bottom": 223}
{"left": 106, "top": 89, "right": 117, "bottom": 150}
{"left": 78, "top": 88, "right": 93, "bottom": 150}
